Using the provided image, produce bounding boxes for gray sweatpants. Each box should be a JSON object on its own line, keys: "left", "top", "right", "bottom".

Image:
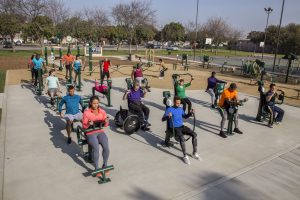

{"left": 87, "top": 132, "right": 109, "bottom": 170}
{"left": 218, "top": 108, "right": 239, "bottom": 131}
{"left": 206, "top": 88, "right": 215, "bottom": 105}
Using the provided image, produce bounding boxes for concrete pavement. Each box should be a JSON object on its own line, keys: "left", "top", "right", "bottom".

{"left": 1, "top": 77, "right": 300, "bottom": 200}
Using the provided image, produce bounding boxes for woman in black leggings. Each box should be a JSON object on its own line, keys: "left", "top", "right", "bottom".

{"left": 82, "top": 96, "right": 110, "bottom": 171}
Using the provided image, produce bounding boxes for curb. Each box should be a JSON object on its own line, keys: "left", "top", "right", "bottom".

{"left": 0, "top": 70, "right": 9, "bottom": 200}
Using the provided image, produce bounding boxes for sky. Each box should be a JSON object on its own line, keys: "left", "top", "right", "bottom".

{"left": 64, "top": 0, "right": 300, "bottom": 36}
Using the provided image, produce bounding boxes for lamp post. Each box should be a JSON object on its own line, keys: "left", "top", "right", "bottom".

{"left": 262, "top": 7, "right": 273, "bottom": 60}
{"left": 272, "top": 0, "right": 285, "bottom": 72}
{"left": 193, "top": 0, "right": 199, "bottom": 61}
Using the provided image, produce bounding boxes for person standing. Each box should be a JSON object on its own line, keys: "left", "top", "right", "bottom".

{"left": 101, "top": 58, "right": 112, "bottom": 85}
{"left": 32, "top": 54, "right": 45, "bottom": 86}
{"left": 62, "top": 52, "right": 75, "bottom": 80}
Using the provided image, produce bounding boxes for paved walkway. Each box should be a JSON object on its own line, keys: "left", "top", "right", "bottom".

{"left": 1, "top": 77, "right": 300, "bottom": 200}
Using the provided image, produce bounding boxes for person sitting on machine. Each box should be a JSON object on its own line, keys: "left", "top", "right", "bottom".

{"left": 45, "top": 69, "right": 61, "bottom": 105}
{"left": 265, "top": 83, "right": 285, "bottom": 128}
{"left": 158, "top": 59, "right": 168, "bottom": 79}
{"left": 206, "top": 71, "right": 227, "bottom": 108}
{"left": 175, "top": 76, "right": 193, "bottom": 114}
{"left": 101, "top": 58, "right": 112, "bottom": 85}
{"left": 58, "top": 85, "right": 83, "bottom": 144}
{"left": 82, "top": 96, "right": 110, "bottom": 173}
{"left": 32, "top": 53, "right": 46, "bottom": 86}
{"left": 73, "top": 55, "right": 82, "bottom": 84}
{"left": 218, "top": 83, "right": 243, "bottom": 138}
{"left": 123, "top": 81, "right": 150, "bottom": 131}
{"left": 162, "top": 96, "right": 200, "bottom": 165}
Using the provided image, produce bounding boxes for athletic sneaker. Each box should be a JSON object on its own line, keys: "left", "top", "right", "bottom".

{"left": 219, "top": 131, "right": 227, "bottom": 138}
{"left": 275, "top": 121, "right": 281, "bottom": 125}
{"left": 268, "top": 123, "right": 273, "bottom": 128}
{"left": 233, "top": 128, "right": 243, "bottom": 134}
{"left": 67, "top": 137, "right": 72, "bottom": 144}
{"left": 183, "top": 155, "right": 191, "bottom": 165}
{"left": 146, "top": 123, "right": 151, "bottom": 127}
{"left": 211, "top": 104, "right": 216, "bottom": 109}
{"left": 141, "top": 125, "right": 150, "bottom": 131}
{"left": 192, "top": 152, "right": 202, "bottom": 161}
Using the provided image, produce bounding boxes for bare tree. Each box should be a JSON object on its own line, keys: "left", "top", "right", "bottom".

{"left": 44, "top": 0, "right": 69, "bottom": 25}
{"left": 111, "top": 0, "right": 156, "bottom": 54}
{"left": 16, "top": 0, "right": 48, "bottom": 19}
{"left": 83, "top": 7, "right": 109, "bottom": 27}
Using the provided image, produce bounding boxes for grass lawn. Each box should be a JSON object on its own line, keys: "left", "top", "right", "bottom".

{"left": 0, "top": 69, "right": 6, "bottom": 93}
{"left": 0, "top": 48, "right": 283, "bottom": 58}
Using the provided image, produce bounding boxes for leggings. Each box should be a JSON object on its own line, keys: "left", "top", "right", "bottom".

{"left": 218, "top": 108, "right": 239, "bottom": 131}
{"left": 174, "top": 126, "right": 197, "bottom": 156}
{"left": 87, "top": 132, "right": 110, "bottom": 170}
{"left": 181, "top": 98, "right": 192, "bottom": 114}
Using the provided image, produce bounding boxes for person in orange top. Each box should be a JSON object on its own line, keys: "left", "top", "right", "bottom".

{"left": 82, "top": 96, "right": 110, "bottom": 170}
{"left": 218, "top": 83, "right": 243, "bottom": 138}
{"left": 62, "top": 52, "right": 75, "bottom": 80}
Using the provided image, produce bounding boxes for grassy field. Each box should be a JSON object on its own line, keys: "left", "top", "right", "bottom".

{"left": 0, "top": 48, "right": 283, "bottom": 58}
{"left": 0, "top": 69, "right": 6, "bottom": 93}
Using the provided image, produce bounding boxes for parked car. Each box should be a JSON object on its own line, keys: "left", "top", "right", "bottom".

{"left": 15, "top": 40, "right": 22, "bottom": 46}
{"left": 3, "top": 41, "right": 13, "bottom": 48}
{"left": 166, "top": 45, "right": 179, "bottom": 51}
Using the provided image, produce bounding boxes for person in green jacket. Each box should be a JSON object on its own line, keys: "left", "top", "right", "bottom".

{"left": 175, "top": 76, "right": 193, "bottom": 114}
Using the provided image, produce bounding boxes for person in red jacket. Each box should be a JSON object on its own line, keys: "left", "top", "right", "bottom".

{"left": 82, "top": 96, "right": 110, "bottom": 171}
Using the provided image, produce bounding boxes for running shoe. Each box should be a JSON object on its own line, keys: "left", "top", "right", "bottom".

{"left": 219, "top": 131, "right": 227, "bottom": 138}
{"left": 183, "top": 155, "right": 191, "bottom": 165}
{"left": 67, "top": 137, "right": 72, "bottom": 144}
{"left": 192, "top": 152, "right": 203, "bottom": 161}
{"left": 233, "top": 128, "right": 243, "bottom": 134}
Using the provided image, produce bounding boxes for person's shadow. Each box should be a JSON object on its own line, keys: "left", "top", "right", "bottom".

{"left": 43, "top": 110, "right": 93, "bottom": 176}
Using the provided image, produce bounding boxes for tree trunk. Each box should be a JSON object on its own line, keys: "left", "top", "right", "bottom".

{"left": 10, "top": 34, "right": 16, "bottom": 53}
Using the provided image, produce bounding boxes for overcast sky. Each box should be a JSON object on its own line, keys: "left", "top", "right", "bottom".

{"left": 64, "top": 0, "right": 300, "bottom": 35}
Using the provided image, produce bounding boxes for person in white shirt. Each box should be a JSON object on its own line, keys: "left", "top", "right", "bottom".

{"left": 45, "top": 69, "right": 61, "bottom": 105}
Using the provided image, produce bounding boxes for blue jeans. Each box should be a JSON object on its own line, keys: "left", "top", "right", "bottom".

{"left": 271, "top": 105, "right": 284, "bottom": 122}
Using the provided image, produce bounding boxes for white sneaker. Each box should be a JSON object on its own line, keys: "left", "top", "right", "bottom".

{"left": 183, "top": 155, "right": 191, "bottom": 165}
{"left": 192, "top": 152, "right": 203, "bottom": 161}
{"left": 275, "top": 121, "right": 281, "bottom": 125}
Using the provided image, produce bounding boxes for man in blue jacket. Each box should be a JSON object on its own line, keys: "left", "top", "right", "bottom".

{"left": 58, "top": 85, "right": 82, "bottom": 144}
{"left": 162, "top": 96, "right": 201, "bottom": 165}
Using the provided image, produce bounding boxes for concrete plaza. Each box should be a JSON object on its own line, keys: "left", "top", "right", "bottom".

{"left": 1, "top": 77, "right": 300, "bottom": 200}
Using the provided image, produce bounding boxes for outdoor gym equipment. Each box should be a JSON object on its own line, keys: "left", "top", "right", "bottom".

{"left": 283, "top": 53, "right": 298, "bottom": 84}
{"left": 44, "top": 46, "right": 63, "bottom": 70}
{"left": 145, "top": 49, "right": 155, "bottom": 63}
{"left": 114, "top": 106, "right": 141, "bottom": 135}
{"left": 162, "top": 91, "right": 196, "bottom": 147}
{"left": 241, "top": 59, "right": 265, "bottom": 83}
{"left": 125, "top": 77, "right": 151, "bottom": 92}
{"left": 172, "top": 73, "right": 193, "bottom": 96}
{"left": 76, "top": 120, "right": 114, "bottom": 184}
{"left": 255, "top": 81, "right": 285, "bottom": 123}
{"left": 92, "top": 79, "right": 112, "bottom": 107}
{"left": 75, "top": 65, "right": 83, "bottom": 91}
{"left": 35, "top": 69, "right": 44, "bottom": 95}
{"left": 221, "top": 98, "right": 248, "bottom": 136}
{"left": 182, "top": 54, "right": 190, "bottom": 71}
{"left": 202, "top": 55, "right": 211, "bottom": 68}
{"left": 214, "top": 83, "right": 226, "bottom": 106}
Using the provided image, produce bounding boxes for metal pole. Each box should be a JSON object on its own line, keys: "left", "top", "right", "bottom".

{"left": 262, "top": 7, "right": 273, "bottom": 60}
{"left": 193, "top": 0, "right": 199, "bottom": 61}
{"left": 272, "top": 0, "right": 285, "bottom": 72}
{"left": 89, "top": 42, "right": 92, "bottom": 76}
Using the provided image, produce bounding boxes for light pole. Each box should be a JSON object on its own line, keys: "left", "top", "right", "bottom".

{"left": 193, "top": 0, "right": 199, "bottom": 61}
{"left": 272, "top": 0, "right": 285, "bottom": 72}
{"left": 262, "top": 7, "right": 273, "bottom": 60}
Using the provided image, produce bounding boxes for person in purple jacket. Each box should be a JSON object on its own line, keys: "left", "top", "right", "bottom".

{"left": 206, "top": 72, "right": 227, "bottom": 108}
{"left": 123, "top": 81, "right": 150, "bottom": 131}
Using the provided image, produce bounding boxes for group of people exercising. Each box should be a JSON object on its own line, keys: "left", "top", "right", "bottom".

{"left": 32, "top": 53, "right": 286, "bottom": 171}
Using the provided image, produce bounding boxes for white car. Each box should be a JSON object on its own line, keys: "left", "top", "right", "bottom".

{"left": 166, "top": 46, "right": 179, "bottom": 51}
